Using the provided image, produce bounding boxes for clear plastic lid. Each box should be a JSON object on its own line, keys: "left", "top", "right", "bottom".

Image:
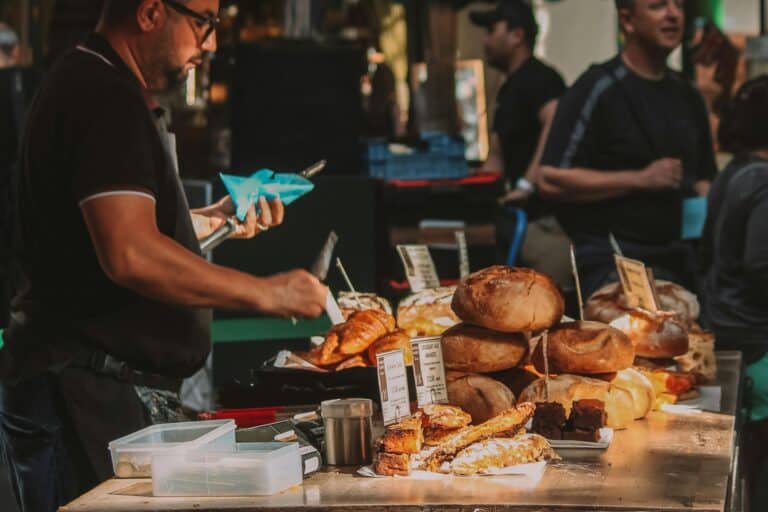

{"left": 320, "top": 398, "right": 373, "bottom": 419}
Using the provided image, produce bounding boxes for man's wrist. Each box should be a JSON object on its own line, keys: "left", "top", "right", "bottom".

{"left": 516, "top": 177, "right": 536, "bottom": 193}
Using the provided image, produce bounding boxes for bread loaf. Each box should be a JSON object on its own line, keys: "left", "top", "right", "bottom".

{"left": 451, "top": 266, "right": 564, "bottom": 333}
{"left": 610, "top": 310, "right": 689, "bottom": 359}
{"left": 397, "top": 287, "right": 460, "bottom": 337}
{"left": 609, "top": 368, "right": 655, "bottom": 420}
{"left": 531, "top": 321, "right": 634, "bottom": 375}
{"left": 367, "top": 330, "right": 412, "bottom": 366}
{"left": 441, "top": 324, "right": 529, "bottom": 373}
{"left": 446, "top": 371, "right": 515, "bottom": 424}
{"left": 585, "top": 280, "right": 700, "bottom": 327}
{"left": 338, "top": 292, "right": 393, "bottom": 320}
{"left": 518, "top": 374, "right": 635, "bottom": 429}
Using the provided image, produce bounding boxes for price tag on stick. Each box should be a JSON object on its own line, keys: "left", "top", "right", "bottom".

{"left": 376, "top": 349, "right": 411, "bottom": 425}
{"left": 614, "top": 255, "right": 660, "bottom": 312}
{"left": 455, "top": 231, "right": 470, "bottom": 279}
{"left": 397, "top": 245, "right": 440, "bottom": 292}
{"left": 410, "top": 337, "right": 449, "bottom": 407}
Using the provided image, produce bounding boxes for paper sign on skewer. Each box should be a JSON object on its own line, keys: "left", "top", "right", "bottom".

{"left": 376, "top": 349, "right": 411, "bottom": 425}
{"left": 614, "top": 255, "right": 660, "bottom": 312}
{"left": 397, "top": 245, "right": 440, "bottom": 292}
{"left": 455, "top": 231, "right": 470, "bottom": 279}
{"left": 410, "top": 337, "right": 449, "bottom": 407}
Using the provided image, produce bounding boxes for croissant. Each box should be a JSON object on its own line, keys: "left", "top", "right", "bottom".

{"left": 317, "top": 310, "right": 396, "bottom": 365}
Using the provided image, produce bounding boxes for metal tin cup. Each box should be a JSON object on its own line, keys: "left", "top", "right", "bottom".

{"left": 320, "top": 398, "right": 373, "bottom": 466}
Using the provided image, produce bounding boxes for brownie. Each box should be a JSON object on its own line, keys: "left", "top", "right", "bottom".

{"left": 569, "top": 399, "right": 607, "bottom": 431}
{"left": 532, "top": 402, "right": 567, "bottom": 440}
{"left": 563, "top": 428, "right": 601, "bottom": 443}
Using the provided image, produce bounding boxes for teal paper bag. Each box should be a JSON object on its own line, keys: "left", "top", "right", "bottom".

{"left": 681, "top": 196, "right": 708, "bottom": 240}
{"left": 220, "top": 169, "right": 315, "bottom": 221}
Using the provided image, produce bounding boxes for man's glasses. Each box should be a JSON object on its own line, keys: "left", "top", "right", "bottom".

{"left": 163, "top": 0, "right": 220, "bottom": 44}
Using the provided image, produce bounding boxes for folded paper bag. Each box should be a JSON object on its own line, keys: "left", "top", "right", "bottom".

{"left": 220, "top": 170, "right": 315, "bottom": 221}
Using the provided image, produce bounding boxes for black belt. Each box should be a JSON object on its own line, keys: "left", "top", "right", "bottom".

{"left": 70, "top": 350, "right": 182, "bottom": 392}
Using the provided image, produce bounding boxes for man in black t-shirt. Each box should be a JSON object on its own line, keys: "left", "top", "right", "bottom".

{"left": 470, "top": 0, "right": 572, "bottom": 285}
{"left": 0, "top": 1, "right": 327, "bottom": 510}
{"left": 540, "top": 0, "right": 717, "bottom": 296}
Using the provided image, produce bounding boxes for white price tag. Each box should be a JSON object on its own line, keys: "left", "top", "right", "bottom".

{"left": 455, "top": 231, "right": 470, "bottom": 279}
{"left": 410, "top": 337, "right": 449, "bottom": 407}
{"left": 325, "top": 290, "right": 345, "bottom": 325}
{"left": 376, "top": 349, "right": 411, "bottom": 425}
{"left": 614, "top": 255, "right": 659, "bottom": 311}
{"left": 396, "top": 245, "right": 440, "bottom": 292}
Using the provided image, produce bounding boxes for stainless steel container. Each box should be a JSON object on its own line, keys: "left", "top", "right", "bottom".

{"left": 320, "top": 398, "right": 373, "bottom": 466}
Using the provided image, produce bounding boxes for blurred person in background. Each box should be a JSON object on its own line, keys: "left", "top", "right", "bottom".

{"left": 470, "top": 0, "right": 571, "bottom": 287}
{"left": 700, "top": 76, "right": 768, "bottom": 511}
{"left": 539, "top": 0, "right": 716, "bottom": 296}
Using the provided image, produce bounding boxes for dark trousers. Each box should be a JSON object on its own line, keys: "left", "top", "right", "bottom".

{"left": 0, "top": 368, "right": 148, "bottom": 512}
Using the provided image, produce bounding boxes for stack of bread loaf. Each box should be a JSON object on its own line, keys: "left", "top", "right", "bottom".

{"left": 441, "top": 266, "right": 563, "bottom": 423}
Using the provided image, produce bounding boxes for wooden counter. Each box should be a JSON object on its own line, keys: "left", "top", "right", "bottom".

{"left": 60, "top": 352, "right": 742, "bottom": 512}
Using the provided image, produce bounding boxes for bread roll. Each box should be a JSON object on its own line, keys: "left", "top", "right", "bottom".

{"left": 397, "top": 287, "right": 460, "bottom": 337}
{"left": 531, "top": 321, "right": 634, "bottom": 375}
{"left": 610, "top": 310, "right": 689, "bottom": 359}
{"left": 674, "top": 327, "right": 717, "bottom": 384}
{"left": 452, "top": 266, "right": 564, "bottom": 333}
{"left": 338, "top": 292, "right": 393, "bottom": 320}
{"left": 487, "top": 367, "right": 541, "bottom": 397}
{"left": 367, "top": 330, "right": 413, "bottom": 366}
{"left": 441, "top": 324, "right": 529, "bottom": 373}
{"left": 585, "top": 280, "right": 700, "bottom": 327}
{"left": 517, "top": 374, "right": 635, "bottom": 429}
{"left": 609, "top": 368, "right": 655, "bottom": 419}
{"left": 446, "top": 371, "right": 515, "bottom": 424}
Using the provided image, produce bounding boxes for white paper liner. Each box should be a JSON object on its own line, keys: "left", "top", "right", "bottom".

{"left": 357, "top": 460, "right": 547, "bottom": 480}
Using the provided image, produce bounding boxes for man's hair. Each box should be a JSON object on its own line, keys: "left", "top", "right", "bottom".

{"left": 100, "top": 0, "right": 191, "bottom": 27}
{"left": 0, "top": 23, "right": 18, "bottom": 58}
{"left": 505, "top": 1, "right": 539, "bottom": 50}
{"left": 615, "top": 0, "right": 635, "bottom": 9}
{"left": 718, "top": 75, "right": 768, "bottom": 154}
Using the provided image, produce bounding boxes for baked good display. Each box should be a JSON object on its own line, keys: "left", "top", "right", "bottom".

{"left": 518, "top": 374, "right": 635, "bottom": 430}
{"left": 441, "top": 324, "right": 529, "bottom": 373}
{"left": 378, "top": 415, "right": 424, "bottom": 454}
{"left": 608, "top": 368, "right": 655, "bottom": 420}
{"left": 366, "top": 329, "right": 413, "bottom": 366}
{"left": 569, "top": 399, "right": 607, "bottom": 431}
{"left": 610, "top": 310, "right": 689, "bottom": 359}
{"left": 585, "top": 280, "right": 700, "bottom": 327}
{"left": 397, "top": 287, "right": 461, "bottom": 337}
{"left": 488, "top": 367, "right": 541, "bottom": 397}
{"left": 421, "top": 402, "right": 535, "bottom": 472}
{"left": 373, "top": 452, "right": 411, "bottom": 476}
{"left": 451, "top": 266, "right": 564, "bottom": 333}
{"left": 635, "top": 367, "right": 698, "bottom": 409}
{"left": 531, "top": 321, "right": 634, "bottom": 375}
{"left": 674, "top": 326, "right": 717, "bottom": 384}
{"left": 421, "top": 404, "right": 472, "bottom": 430}
{"left": 447, "top": 434, "right": 558, "bottom": 475}
{"left": 531, "top": 402, "right": 567, "bottom": 440}
{"left": 446, "top": 371, "right": 516, "bottom": 424}
{"left": 338, "top": 292, "right": 393, "bottom": 320}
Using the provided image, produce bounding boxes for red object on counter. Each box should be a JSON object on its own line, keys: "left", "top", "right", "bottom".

{"left": 199, "top": 407, "right": 280, "bottom": 428}
{"left": 386, "top": 172, "right": 501, "bottom": 189}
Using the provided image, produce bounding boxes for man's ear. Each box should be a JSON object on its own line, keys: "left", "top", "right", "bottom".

{"left": 618, "top": 8, "right": 635, "bottom": 36}
{"left": 508, "top": 26, "right": 525, "bottom": 47}
{"left": 136, "top": 0, "right": 164, "bottom": 33}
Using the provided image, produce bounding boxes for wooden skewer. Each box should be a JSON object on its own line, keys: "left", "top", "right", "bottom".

{"left": 570, "top": 244, "right": 584, "bottom": 321}
{"left": 542, "top": 330, "right": 550, "bottom": 402}
{"left": 335, "top": 258, "right": 363, "bottom": 309}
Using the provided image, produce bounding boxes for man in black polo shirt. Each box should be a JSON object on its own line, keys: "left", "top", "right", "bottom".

{"left": 539, "top": 0, "right": 716, "bottom": 295}
{"left": 470, "top": 0, "right": 571, "bottom": 284}
{"left": 0, "top": 1, "right": 327, "bottom": 510}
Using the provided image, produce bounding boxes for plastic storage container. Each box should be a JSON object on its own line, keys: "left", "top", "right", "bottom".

{"left": 365, "top": 132, "right": 469, "bottom": 181}
{"left": 108, "top": 420, "right": 236, "bottom": 478}
{"left": 152, "top": 442, "right": 303, "bottom": 497}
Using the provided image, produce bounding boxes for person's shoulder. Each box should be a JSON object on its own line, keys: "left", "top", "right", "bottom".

{"left": 529, "top": 57, "right": 565, "bottom": 84}
{"left": 560, "top": 56, "right": 621, "bottom": 103}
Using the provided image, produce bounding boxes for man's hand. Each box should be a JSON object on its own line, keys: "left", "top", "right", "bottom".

{"left": 639, "top": 158, "right": 683, "bottom": 190}
{"left": 497, "top": 187, "right": 534, "bottom": 206}
{"left": 193, "top": 196, "right": 285, "bottom": 241}
{"left": 261, "top": 270, "right": 328, "bottom": 318}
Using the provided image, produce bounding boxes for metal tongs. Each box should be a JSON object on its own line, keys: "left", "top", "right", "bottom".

{"left": 199, "top": 160, "right": 327, "bottom": 254}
